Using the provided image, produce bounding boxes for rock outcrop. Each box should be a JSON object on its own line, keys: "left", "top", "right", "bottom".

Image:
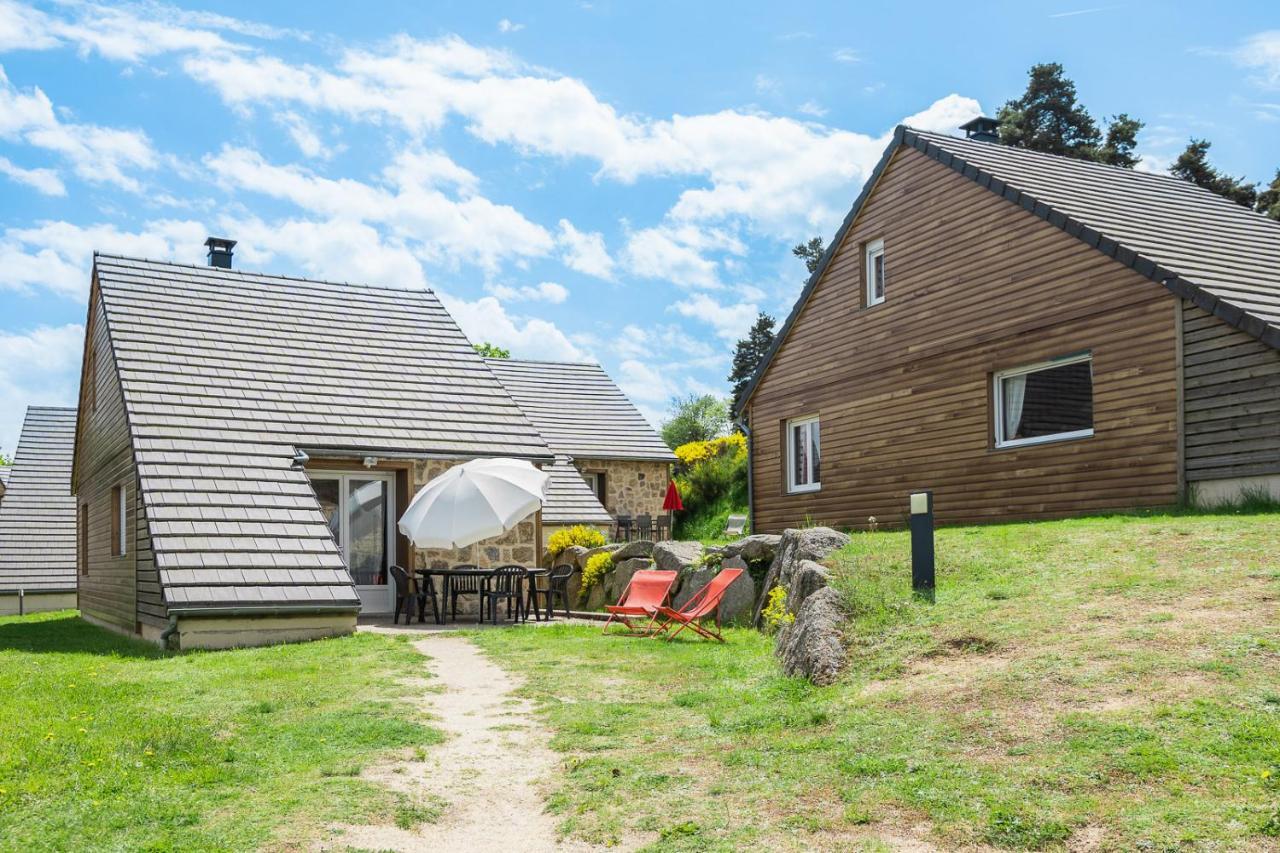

{"left": 752, "top": 527, "right": 850, "bottom": 627}
{"left": 652, "top": 540, "right": 703, "bottom": 575}
{"left": 612, "top": 540, "right": 656, "bottom": 561}
{"left": 775, "top": 586, "right": 847, "bottom": 686}
{"left": 722, "top": 534, "right": 782, "bottom": 564}
{"left": 787, "top": 560, "right": 832, "bottom": 612}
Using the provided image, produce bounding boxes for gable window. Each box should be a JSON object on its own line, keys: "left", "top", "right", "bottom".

{"left": 865, "top": 239, "right": 885, "bottom": 307}
{"left": 583, "top": 471, "right": 607, "bottom": 505}
{"left": 111, "top": 485, "right": 127, "bottom": 556}
{"left": 786, "top": 415, "right": 821, "bottom": 493}
{"left": 994, "top": 353, "right": 1094, "bottom": 449}
{"left": 79, "top": 504, "right": 89, "bottom": 575}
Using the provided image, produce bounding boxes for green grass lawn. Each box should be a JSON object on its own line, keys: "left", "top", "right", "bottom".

{"left": 0, "top": 613, "right": 442, "bottom": 852}
{"left": 472, "top": 510, "right": 1280, "bottom": 851}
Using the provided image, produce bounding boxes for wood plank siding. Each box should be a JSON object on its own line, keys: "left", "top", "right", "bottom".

{"left": 1181, "top": 302, "right": 1280, "bottom": 483}
{"left": 745, "top": 145, "right": 1181, "bottom": 531}
{"left": 74, "top": 281, "right": 139, "bottom": 632}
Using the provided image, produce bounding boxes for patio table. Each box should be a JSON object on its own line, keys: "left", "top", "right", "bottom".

{"left": 417, "top": 567, "right": 548, "bottom": 624}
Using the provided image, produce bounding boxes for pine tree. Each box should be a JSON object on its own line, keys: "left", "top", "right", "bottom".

{"left": 1256, "top": 169, "right": 1280, "bottom": 221}
{"left": 792, "top": 236, "right": 825, "bottom": 274}
{"left": 728, "top": 312, "right": 776, "bottom": 412}
{"left": 1170, "top": 139, "right": 1258, "bottom": 209}
{"left": 997, "top": 64, "right": 1143, "bottom": 168}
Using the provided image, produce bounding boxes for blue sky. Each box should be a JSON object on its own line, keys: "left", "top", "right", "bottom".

{"left": 1, "top": 1, "right": 1277, "bottom": 455}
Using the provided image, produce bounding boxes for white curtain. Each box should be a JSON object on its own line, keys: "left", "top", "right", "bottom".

{"left": 1003, "top": 375, "right": 1026, "bottom": 439}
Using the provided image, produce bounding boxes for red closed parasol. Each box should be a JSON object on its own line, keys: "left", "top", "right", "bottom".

{"left": 663, "top": 479, "right": 684, "bottom": 511}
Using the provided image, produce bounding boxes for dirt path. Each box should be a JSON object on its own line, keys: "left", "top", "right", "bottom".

{"left": 328, "top": 635, "right": 623, "bottom": 853}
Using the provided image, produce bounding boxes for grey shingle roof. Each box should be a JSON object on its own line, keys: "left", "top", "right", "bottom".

{"left": 543, "top": 456, "right": 613, "bottom": 526}
{"left": 94, "top": 255, "right": 552, "bottom": 613}
{"left": 737, "top": 125, "right": 1280, "bottom": 413}
{"left": 484, "top": 358, "right": 675, "bottom": 462}
{"left": 0, "top": 407, "right": 77, "bottom": 593}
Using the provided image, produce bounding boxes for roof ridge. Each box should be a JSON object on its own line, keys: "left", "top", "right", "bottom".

{"left": 484, "top": 357, "right": 603, "bottom": 368}
{"left": 94, "top": 252, "right": 438, "bottom": 296}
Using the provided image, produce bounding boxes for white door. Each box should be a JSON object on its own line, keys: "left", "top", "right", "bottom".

{"left": 312, "top": 471, "right": 396, "bottom": 614}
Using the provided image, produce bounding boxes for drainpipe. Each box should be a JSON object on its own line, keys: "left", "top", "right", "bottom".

{"left": 18, "top": 588, "right": 24, "bottom": 617}
{"left": 159, "top": 615, "right": 180, "bottom": 651}
{"left": 734, "top": 413, "right": 753, "bottom": 535}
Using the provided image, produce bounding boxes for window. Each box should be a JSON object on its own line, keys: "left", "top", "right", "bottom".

{"left": 79, "top": 504, "right": 88, "bottom": 575}
{"left": 786, "top": 416, "right": 821, "bottom": 493}
{"left": 111, "top": 485, "right": 127, "bottom": 556}
{"left": 994, "top": 353, "right": 1094, "bottom": 449}
{"left": 865, "top": 239, "right": 885, "bottom": 307}
{"left": 582, "top": 471, "right": 607, "bottom": 505}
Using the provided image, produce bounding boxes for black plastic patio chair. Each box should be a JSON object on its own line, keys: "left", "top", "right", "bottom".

{"left": 447, "top": 564, "right": 484, "bottom": 621}
{"left": 614, "top": 513, "right": 632, "bottom": 542}
{"left": 655, "top": 514, "right": 671, "bottom": 540}
{"left": 635, "top": 513, "right": 653, "bottom": 540}
{"left": 480, "top": 565, "right": 528, "bottom": 624}
{"left": 534, "top": 564, "right": 575, "bottom": 620}
{"left": 390, "top": 564, "right": 438, "bottom": 625}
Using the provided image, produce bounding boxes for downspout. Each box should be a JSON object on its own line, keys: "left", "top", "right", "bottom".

{"left": 159, "top": 614, "right": 179, "bottom": 651}
{"left": 734, "top": 411, "right": 753, "bottom": 535}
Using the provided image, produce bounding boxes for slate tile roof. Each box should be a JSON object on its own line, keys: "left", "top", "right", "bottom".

{"left": 484, "top": 358, "right": 675, "bottom": 461}
{"left": 543, "top": 456, "right": 614, "bottom": 526}
{"left": 94, "top": 255, "right": 552, "bottom": 612}
{"left": 905, "top": 129, "right": 1280, "bottom": 346}
{"left": 0, "top": 407, "right": 77, "bottom": 593}
{"left": 737, "top": 125, "right": 1280, "bottom": 412}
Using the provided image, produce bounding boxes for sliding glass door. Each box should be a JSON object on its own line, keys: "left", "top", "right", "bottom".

{"left": 312, "top": 471, "right": 396, "bottom": 613}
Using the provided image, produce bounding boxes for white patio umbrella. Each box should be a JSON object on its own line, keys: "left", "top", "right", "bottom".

{"left": 397, "top": 457, "right": 549, "bottom": 549}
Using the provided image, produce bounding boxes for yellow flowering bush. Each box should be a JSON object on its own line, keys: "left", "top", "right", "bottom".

{"left": 761, "top": 586, "right": 794, "bottom": 633}
{"left": 547, "top": 524, "right": 606, "bottom": 556}
{"left": 580, "top": 552, "right": 614, "bottom": 602}
{"left": 674, "top": 433, "right": 746, "bottom": 467}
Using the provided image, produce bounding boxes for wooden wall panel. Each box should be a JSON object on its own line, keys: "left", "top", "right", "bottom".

{"left": 746, "top": 146, "right": 1180, "bottom": 531}
{"left": 74, "top": 282, "right": 139, "bottom": 630}
{"left": 1181, "top": 302, "right": 1280, "bottom": 483}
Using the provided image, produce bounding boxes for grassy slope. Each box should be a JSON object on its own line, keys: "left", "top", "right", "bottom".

{"left": 472, "top": 510, "right": 1280, "bottom": 851}
{"left": 0, "top": 614, "right": 442, "bottom": 851}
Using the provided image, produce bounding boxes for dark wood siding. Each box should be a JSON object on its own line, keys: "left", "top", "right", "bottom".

{"left": 74, "top": 282, "right": 138, "bottom": 631}
{"left": 1181, "top": 302, "right": 1280, "bottom": 483}
{"left": 746, "top": 145, "right": 1180, "bottom": 531}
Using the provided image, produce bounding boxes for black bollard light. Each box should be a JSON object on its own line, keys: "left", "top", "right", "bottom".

{"left": 909, "top": 491, "right": 935, "bottom": 602}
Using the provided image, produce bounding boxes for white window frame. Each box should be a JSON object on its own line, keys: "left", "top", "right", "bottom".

{"left": 786, "top": 415, "right": 822, "bottom": 494}
{"left": 865, "top": 238, "right": 886, "bottom": 307}
{"left": 993, "top": 352, "right": 1095, "bottom": 450}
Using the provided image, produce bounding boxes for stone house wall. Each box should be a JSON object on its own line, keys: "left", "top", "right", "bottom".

{"left": 574, "top": 459, "right": 670, "bottom": 519}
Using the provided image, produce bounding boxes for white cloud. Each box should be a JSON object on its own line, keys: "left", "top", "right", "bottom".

{"left": 556, "top": 219, "right": 614, "bottom": 279}
{"left": 670, "top": 293, "right": 759, "bottom": 341}
{"left": 276, "top": 111, "right": 329, "bottom": 158}
{"left": 1232, "top": 30, "right": 1280, "bottom": 90}
{"left": 439, "top": 292, "right": 587, "bottom": 362}
{"left": 0, "top": 66, "right": 158, "bottom": 191}
{"left": 487, "top": 281, "right": 568, "bottom": 303}
{"left": 0, "top": 154, "right": 64, "bottom": 195}
{"left": 0, "top": 219, "right": 207, "bottom": 298}
{"left": 832, "top": 47, "right": 861, "bottom": 64}
{"left": 227, "top": 216, "right": 428, "bottom": 289}
{"left": 622, "top": 224, "right": 746, "bottom": 290}
{"left": 901, "top": 94, "right": 983, "bottom": 133}
{"left": 796, "top": 100, "right": 828, "bottom": 118}
{"left": 754, "top": 73, "right": 780, "bottom": 96}
{"left": 204, "top": 145, "right": 553, "bottom": 271}
{"left": 497, "top": 19, "right": 524, "bottom": 33}
{"left": 0, "top": 323, "right": 85, "bottom": 457}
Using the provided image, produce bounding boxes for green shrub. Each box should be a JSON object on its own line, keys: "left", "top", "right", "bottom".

{"left": 580, "top": 552, "right": 614, "bottom": 603}
{"left": 672, "top": 435, "right": 748, "bottom": 539}
{"left": 547, "top": 525, "right": 606, "bottom": 556}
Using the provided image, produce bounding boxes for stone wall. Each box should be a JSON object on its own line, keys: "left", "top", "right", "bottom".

{"left": 410, "top": 459, "right": 539, "bottom": 570}
{"left": 575, "top": 459, "right": 669, "bottom": 519}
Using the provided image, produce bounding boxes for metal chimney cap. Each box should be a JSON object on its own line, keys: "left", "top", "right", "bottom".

{"left": 960, "top": 116, "right": 1000, "bottom": 142}
{"left": 204, "top": 236, "right": 236, "bottom": 269}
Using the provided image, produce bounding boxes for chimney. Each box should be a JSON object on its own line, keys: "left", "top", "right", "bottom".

{"left": 959, "top": 116, "right": 999, "bottom": 143}
{"left": 204, "top": 237, "right": 236, "bottom": 269}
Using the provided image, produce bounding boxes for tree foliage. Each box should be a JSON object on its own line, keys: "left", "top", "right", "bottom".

{"left": 727, "top": 312, "right": 776, "bottom": 412}
{"left": 473, "top": 342, "right": 511, "bottom": 359}
{"left": 1253, "top": 169, "right": 1280, "bottom": 220}
{"left": 1170, "top": 139, "right": 1259, "bottom": 209}
{"left": 792, "top": 236, "right": 825, "bottom": 274}
{"left": 660, "top": 393, "right": 731, "bottom": 449}
{"left": 997, "top": 63, "right": 1143, "bottom": 168}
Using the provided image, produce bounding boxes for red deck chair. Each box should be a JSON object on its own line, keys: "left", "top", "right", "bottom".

{"left": 649, "top": 567, "right": 744, "bottom": 643}
{"left": 602, "top": 569, "right": 677, "bottom": 635}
